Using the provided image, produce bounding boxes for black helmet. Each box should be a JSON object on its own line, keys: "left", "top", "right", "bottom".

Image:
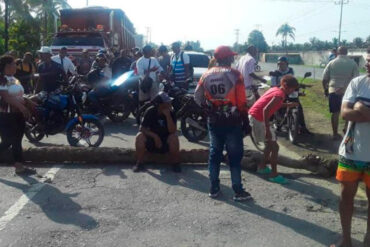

{"left": 277, "top": 56, "right": 289, "bottom": 64}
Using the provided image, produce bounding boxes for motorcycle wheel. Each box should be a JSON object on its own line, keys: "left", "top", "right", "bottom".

{"left": 66, "top": 118, "right": 105, "bottom": 147}
{"left": 180, "top": 113, "right": 208, "bottom": 142}
{"left": 107, "top": 105, "right": 131, "bottom": 123}
{"left": 288, "top": 112, "right": 299, "bottom": 144}
{"left": 25, "top": 117, "right": 45, "bottom": 143}
{"left": 250, "top": 130, "right": 265, "bottom": 152}
{"left": 255, "top": 65, "right": 261, "bottom": 72}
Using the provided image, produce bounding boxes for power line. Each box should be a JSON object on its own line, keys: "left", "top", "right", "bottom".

{"left": 234, "top": 29, "right": 240, "bottom": 44}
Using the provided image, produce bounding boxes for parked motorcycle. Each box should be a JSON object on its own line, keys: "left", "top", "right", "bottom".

{"left": 83, "top": 70, "right": 140, "bottom": 122}
{"left": 138, "top": 80, "right": 208, "bottom": 142}
{"left": 25, "top": 81, "right": 105, "bottom": 147}
{"left": 272, "top": 72, "right": 312, "bottom": 144}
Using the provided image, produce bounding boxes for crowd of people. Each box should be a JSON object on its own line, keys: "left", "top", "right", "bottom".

{"left": 0, "top": 42, "right": 369, "bottom": 246}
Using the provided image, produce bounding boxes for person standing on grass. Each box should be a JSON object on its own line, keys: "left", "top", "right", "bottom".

{"left": 248, "top": 75, "right": 299, "bottom": 184}
{"left": 322, "top": 46, "right": 359, "bottom": 140}
{"left": 194, "top": 46, "right": 251, "bottom": 201}
{"left": 331, "top": 47, "right": 370, "bottom": 247}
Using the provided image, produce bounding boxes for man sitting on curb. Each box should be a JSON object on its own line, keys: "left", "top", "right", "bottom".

{"left": 133, "top": 92, "right": 181, "bottom": 173}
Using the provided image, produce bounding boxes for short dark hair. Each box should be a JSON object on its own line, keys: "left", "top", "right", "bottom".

{"left": 0, "top": 55, "right": 15, "bottom": 74}
{"left": 61, "top": 47, "right": 67, "bottom": 51}
{"left": 281, "top": 75, "right": 299, "bottom": 89}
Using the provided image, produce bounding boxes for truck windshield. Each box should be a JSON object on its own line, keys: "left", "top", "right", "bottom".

{"left": 52, "top": 33, "right": 104, "bottom": 47}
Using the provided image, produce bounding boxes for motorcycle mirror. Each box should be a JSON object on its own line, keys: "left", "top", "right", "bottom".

{"left": 304, "top": 72, "right": 312, "bottom": 78}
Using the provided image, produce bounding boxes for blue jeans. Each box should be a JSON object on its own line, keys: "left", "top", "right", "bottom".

{"left": 208, "top": 124, "right": 244, "bottom": 193}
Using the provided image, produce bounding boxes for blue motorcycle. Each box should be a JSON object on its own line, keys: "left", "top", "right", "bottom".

{"left": 25, "top": 80, "right": 105, "bottom": 147}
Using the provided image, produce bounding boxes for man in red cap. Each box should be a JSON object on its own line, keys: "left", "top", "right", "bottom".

{"left": 194, "top": 46, "right": 252, "bottom": 201}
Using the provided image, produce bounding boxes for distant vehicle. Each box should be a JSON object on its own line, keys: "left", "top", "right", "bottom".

{"left": 186, "top": 51, "right": 210, "bottom": 88}
{"left": 51, "top": 7, "right": 136, "bottom": 59}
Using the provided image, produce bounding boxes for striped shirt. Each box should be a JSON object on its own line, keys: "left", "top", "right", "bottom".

{"left": 171, "top": 52, "right": 190, "bottom": 84}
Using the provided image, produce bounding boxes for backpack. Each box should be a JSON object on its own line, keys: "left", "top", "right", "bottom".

{"left": 140, "top": 58, "right": 153, "bottom": 93}
{"left": 171, "top": 52, "right": 194, "bottom": 78}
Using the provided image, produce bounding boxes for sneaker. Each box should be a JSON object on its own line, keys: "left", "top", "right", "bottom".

{"left": 172, "top": 164, "right": 181, "bottom": 173}
{"left": 132, "top": 163, "right": 143, "bottom": 173}
{"left": 209, "top": 186, "right": 220, "bottom": 198}
{"left": 233, "top": 190, "right": 252, "bottom": 201}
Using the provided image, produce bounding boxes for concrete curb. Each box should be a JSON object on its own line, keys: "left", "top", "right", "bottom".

{"left": 0, "top": 147, "right": 337, "bottom": 177}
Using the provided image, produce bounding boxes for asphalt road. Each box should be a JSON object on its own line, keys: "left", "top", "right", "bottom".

{"left": 0, "top": 163, "right": 367, "bottom": 247}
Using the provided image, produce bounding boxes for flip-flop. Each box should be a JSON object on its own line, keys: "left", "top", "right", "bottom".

{"left": 257, "top": 167, "right": 272, "bottom": 175}
{"left": 15, "top": 167, "right": 37, "bottom": 176}
{"left": 268, "top": 175, "right": 288, "bottom": 184}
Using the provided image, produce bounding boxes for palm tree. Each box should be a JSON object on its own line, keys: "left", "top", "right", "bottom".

{"left": 276, "top": 23, "right": 296, "bottom": 54}
{"left": 26, "top": 0, "right": 71, "bottom": 44}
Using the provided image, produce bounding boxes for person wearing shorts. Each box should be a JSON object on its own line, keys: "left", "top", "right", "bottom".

{"left": 248, "top": 75, "right": 298, "bottom": 184}
{"left": 322, "top": 46, "right": 359, "bottom": 140}
{"left": 331, "top": 48, "right": 370, "bottom": 247}
{"left": 133, "top": 92, "right": 180, "bottom": 173}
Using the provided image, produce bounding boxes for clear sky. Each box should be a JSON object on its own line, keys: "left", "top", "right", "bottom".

{"left": 67, "top": 0, "right": 370, "bottom": 50}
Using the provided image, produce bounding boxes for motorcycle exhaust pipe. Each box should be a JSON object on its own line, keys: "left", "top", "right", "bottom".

{"left": 185, "top": 117, "right": 207, "bottom": 131}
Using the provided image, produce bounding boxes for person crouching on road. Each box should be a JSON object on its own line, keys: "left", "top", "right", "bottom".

{"left": 133, "top": 92, "right": 181, "bottom": 173}
{"left": 194, "top": 46, "right": 251, "bottom": 201}
{"left": 248, "top": 75, "right": 299, "bottom": 184}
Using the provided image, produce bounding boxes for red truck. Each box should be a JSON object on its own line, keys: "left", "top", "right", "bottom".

{"left": 50, "top": 7, "right": 136, "bottom": 58}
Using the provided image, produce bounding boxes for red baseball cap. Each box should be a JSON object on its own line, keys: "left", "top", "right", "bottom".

{"left": 214, "top": 46, "right": 237, "bottom": 60}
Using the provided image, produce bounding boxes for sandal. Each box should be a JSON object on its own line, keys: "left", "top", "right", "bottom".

{"left": 257, "top": 167, "right": 272, "bottom": 175}
{"left": 15, "top": 167, "right": 37, "bottom": 176}
{"left": 268, "top": 175, "right": 288, "bottom": 184}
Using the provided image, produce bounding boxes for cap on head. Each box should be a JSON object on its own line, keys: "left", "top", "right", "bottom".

{"left": 277, "top": 56, "right": 289, "bottom": 64}
{"left": 37, "top": 46, "right": 53, "bottom": 55}
{"left": 214, "top": 46, "right": 237, "bottom": 60}
{"left": 152, "top": 92, "right": 173, "bottom": 104}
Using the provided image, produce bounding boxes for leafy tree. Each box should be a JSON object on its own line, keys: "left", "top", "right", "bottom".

{"left": 184, "top": 40, "right": 204, "bottom": 52}
{"left": 8, "top": 19, "right": 41, "bottom": 55}
{"left": 276, "top": 23, "right": 295, "bottom": 54}
{"left": 247, "top": 30, "right": 269, "bottom": 52}
{"left": 353, "top": 37, "right": 364, "bottom": 48}
{"left": 366, "top": 36, "right": 370, "bottom": 46}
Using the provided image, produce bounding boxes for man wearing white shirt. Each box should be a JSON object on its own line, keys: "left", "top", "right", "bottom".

{"left": 52, "top": 47, "right": 76, "bottom": 75}
{"left": 136, "top": 45, "right": 164, "bottom": 102}
{"left": 235, "top": 46, "right": 267, "bottom": 106}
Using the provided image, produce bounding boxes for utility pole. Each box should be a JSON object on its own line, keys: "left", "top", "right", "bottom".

{"left": 145, "top": 27, "right": 151, "bottom": 44}
{"left": 4, "top": 0, "right": 9, "bottom": 52}
{"left": 335, "top": 0, "right": 349, "bottom": 46}
{"left": 234, "top": 29, "right": 240, "bottom": 44}
{"left": 86, "top": 0, "right": 89, "bottom": 6}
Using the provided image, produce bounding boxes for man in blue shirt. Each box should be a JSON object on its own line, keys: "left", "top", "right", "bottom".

{"left": 170, "top": 42, "right": 191, "bottom": 89}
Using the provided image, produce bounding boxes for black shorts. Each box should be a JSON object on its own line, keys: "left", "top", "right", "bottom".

{"left": 145, "top": 136, "right": 169, "bottom": 154}
{"left": 329, "top": 93, "right": 343, "bottom": 113}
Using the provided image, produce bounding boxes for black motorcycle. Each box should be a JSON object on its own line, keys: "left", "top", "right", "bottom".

{"left": 25, "top": 81, "right": 105, "bottom": 147}
{"left": 138, "top": 80, "right": 208, "bottom": 142}
{"left": 272, "top": 72, "right": 312, "bottom": 144}
{"left": 83, "top": 70, "right": 140, "bottom": 122}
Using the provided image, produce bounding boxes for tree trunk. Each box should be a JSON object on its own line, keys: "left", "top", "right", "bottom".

{"left": 4, "top": 0, "right": 9, "bottom": 52}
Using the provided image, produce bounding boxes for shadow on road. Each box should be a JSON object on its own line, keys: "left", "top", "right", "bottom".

{"left": 0, "top": 176, "right": 98, "bottom": 230}
{"left": 147, "top": 166, "right": 362, "bottom": 246}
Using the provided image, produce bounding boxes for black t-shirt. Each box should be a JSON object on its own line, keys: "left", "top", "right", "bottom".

{"left": 37, "top": 61, "right": 65, "bottom": 92}
{"left": 141, "top": 106, "right": 176, "bottom": 139}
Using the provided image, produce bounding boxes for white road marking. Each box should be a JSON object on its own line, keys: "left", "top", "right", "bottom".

{"left": 0, "top": 165, "right": 62, "bottom": 231}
